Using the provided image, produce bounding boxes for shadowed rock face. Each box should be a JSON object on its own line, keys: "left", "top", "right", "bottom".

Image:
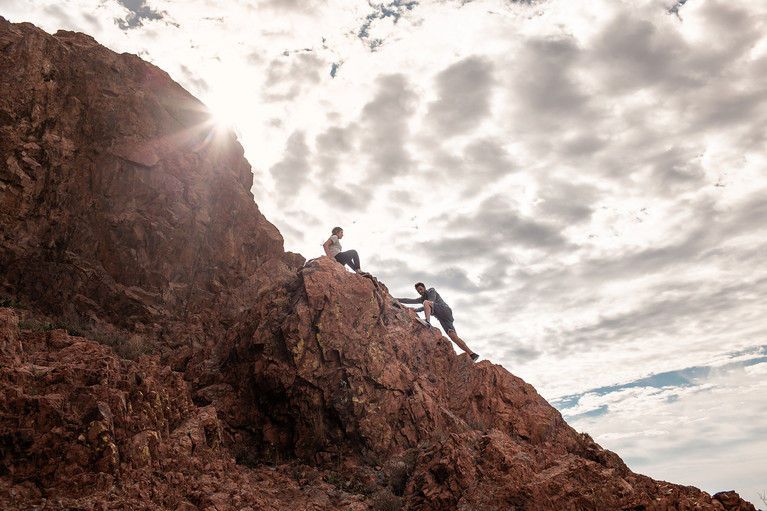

{"left": 0, "top": 17, "right": 757, "bottom": 511}
{"left": 0, "top": 17, "right": 297, "bottom": 345}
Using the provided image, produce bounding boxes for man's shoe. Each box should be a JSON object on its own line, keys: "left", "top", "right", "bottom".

{"left": 470, "top": 353, "right": 479, "bottom": 362}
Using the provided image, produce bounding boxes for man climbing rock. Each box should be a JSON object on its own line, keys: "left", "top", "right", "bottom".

{"left": 396, "top": 282, "right": 479, "bottom": 362}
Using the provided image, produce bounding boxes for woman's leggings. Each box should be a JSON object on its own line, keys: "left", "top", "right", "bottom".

{"left": 334, "top": 250, "right": 361, "bottom": 271}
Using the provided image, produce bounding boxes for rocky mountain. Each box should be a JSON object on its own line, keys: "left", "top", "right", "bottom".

{"left": 0, "top": 17, "right": 757, "bottom": 511}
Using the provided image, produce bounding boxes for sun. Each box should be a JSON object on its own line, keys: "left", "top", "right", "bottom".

{"left": 201, "top": 67, "right": 247, "bottom": 135}
{"left": 206, "top": 94, "right": 239, "bottom": 134}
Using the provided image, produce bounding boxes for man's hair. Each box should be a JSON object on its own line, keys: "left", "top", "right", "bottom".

{"left": 414, "top": 282, "right": 425, "bottom": 290}
{"left": 331, "top": 226, "right": 343, "bottom": 235}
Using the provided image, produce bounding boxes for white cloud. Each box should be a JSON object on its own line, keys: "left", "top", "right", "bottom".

{"left": 6, "top": 0, "right": 767, "bottom": 503}
{"left": 270, "top": 130, "right": 312, "bottom": 195}
{"left": 359, "top": 73, "right": 418, "bottom": 184}
{"left": 562, "top": 359, "right": 767, "bottom": 504}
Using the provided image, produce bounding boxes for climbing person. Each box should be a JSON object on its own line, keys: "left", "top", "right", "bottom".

{"left": 323, "top": 226, "right": 369, "bottom": 276}
{"left": 396, "top": 282, "right": 479, "bottom": 362}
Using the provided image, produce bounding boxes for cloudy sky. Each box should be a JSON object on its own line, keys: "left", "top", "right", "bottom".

{"left": 3, "top": 0, "right": 766, "bottom": 503}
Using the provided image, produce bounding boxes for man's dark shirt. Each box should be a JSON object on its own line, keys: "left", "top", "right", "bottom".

{"left": 420, "top": 287, "right": 452, "bottom": 318}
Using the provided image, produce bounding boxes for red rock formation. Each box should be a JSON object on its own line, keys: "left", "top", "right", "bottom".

{"left": 0, "top": 16, "right": 300, "bottom": 347}
{"left": 0, "top": 17, "right": 757, "bottom": 511}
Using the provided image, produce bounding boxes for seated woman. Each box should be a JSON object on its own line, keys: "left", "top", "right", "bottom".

{"left": 323, "top": 226, "right": 368, "bottom": 275}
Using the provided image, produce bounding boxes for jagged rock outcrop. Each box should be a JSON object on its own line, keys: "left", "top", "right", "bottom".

{"left": 0, "top": 17, "right": 757, "bottom": 511}
{"left": 0, "top": 16, "right": 300, "bottom": 348}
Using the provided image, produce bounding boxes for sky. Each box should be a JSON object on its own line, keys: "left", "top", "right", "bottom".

{"left": 2, "top": 0, "right": 766, "bottom": 504}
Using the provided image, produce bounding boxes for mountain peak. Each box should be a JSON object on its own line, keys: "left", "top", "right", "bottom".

{"left": 0, "top": 17, "right": 756, "bottom": 510}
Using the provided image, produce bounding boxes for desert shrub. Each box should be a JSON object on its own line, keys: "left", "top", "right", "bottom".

{"left": 322, "top": 471, "right": 370, "bottom": 495}
{"left": 52, "top": 312, "right": 87, "bottom": 337}
{"left": 466, "top": 415, "right": 491, "bottom": 432}
{"left": 18, "top": 312, "right": 86, "bottom": 337}
{"left": 13, "top": 308, "right": 149, "bottom": 360}
{"left": 0, "top": 297, "right": 22, "bottom": 308}
{"left": 371, "top": 489, "right": 404, "bottom": 511}
{"left": 383, "top": 448, "right": 419, "bottom": 497}
{"left": 230, "top": 443, "right": 260, "bottom": 468}
{"left": 388, "top": 461, "right": 410, "bottom": 496}
{"left": 290, "top": 465, "right": 320, "bottom": 486}
{"left": 90, "top": 330, "right": 147, "bottom": 360}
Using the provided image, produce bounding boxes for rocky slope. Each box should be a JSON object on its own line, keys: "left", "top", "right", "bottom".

{"left": 0, "top": 17, "right": 757, "bottom": 511}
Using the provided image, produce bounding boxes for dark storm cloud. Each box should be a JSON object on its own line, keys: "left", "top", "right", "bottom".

{"left": 511, "top": 36, "right": 591, "bottom": 127}
{"left": 433, "top": 195, "right": 571, "bottom": 252}
{"left": 399, "top": 195, "right": 569, "bottom": 283}
{"left": 370, "top": 255, "right": 483, "bottom": 297}
{"left": 588, "top": 2, "right": 765, "bottom": 132}
{"left": 495, "top": 192, "right": 767, "bottom": 359}
{"left": 426, "top": 56, "right": 495, "bottom": 137}
{"left": 360, "top": 74, "right": 417, "bottom": 183}
{"left": 318, "top": 183, "right": 372, "bottom": 212}
{"left": 693, "top": 88, "right": 767, "bottom": 130}
{"left": 114, "top": 0, "right": 164, "bottom": 30}
{"left": 499, "top": 344, "right": 543, "bottom": 364}
{"left": 530, "top": 229, "right": 712, "bottom": 304}
{"left": 279, "top": 208, "right": 325, "bottom": 245}
{"left": 277, "top": 217, "right": 310, "bottom": 243}
{"left": 427, "top": 137, "right": 516, "bottom": 196}
{"left": 263, "top": 52, "right": 325, "bottom": 102}
{"left": 567, "top": 278, "right": 767, "bottom": 349}
{"left": 535, "top": 180, "right": 597, "bottom": 224}
{"left": 729, "top": 193, "right": 767, "bottom": 231}
{"left": 386, "top": 189, "right": 418, "bottom": 208}
{"left": 261, "top": 0, "right": 319, "bottom": 13}
{"left": 559, "top": 132, "right": 608, "bottom": 159}
{"left": 315, "top": 125, "right": 356, "bottom": 181}
{"left": 589, "top": 13, "right": 694, "bottom": 93}
{"left": 178, "top": 65, "right": 210, "bottom": 95}
{"left": 269, "top": 131, "right": 311, "bottom": 195}
{"left": 693, "top": 0, "right": 761, "bottom": 59}
{"left": 646, "top": 146, "right": 705, "bottom": 195}
{"left": 514, "top": 192, "right": 765, "bottom": 312}
{"left": 40, "top": 4, "right": 76, "bottom": 27}
{"left": 463, "top": 138, "right": 516, "bottom": 177}
{"left": 584, "top": 227, "right": 717, "bottom": 283}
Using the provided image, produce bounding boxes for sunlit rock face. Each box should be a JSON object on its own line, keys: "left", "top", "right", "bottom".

{"left": 0, "top": 17, "right": 757, "bottom": 511}
{"left": 0, "top": 17, "right": 296, "bottom": 345}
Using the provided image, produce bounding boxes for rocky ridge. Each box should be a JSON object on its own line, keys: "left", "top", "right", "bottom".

{"left": 0, "top": 17, "right": 757, "bottom": 511}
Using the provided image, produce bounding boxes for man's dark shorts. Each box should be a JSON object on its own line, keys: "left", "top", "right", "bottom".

{"left": 433, "top": 303, "right": 456, "bottom": 334}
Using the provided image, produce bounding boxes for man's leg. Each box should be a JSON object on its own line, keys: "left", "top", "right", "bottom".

{"left": 422, "top": 300, "right": 433, "bottom": 323}
{"left": 447, "top": 330, "right": 475, "bottom": 356}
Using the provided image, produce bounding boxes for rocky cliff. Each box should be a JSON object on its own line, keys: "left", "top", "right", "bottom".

{"left": 0, "top": 17, "right": 757, "bottom": 511}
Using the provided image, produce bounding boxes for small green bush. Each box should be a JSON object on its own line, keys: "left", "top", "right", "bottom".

{"left": 0, "top": 297, "right": 22, "bottom": 308}
{"left": 89, "top": 330, "right": 147, "bottom": 360}
{"left": 16, "top": 310, "right": 149, "bottom": 360}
